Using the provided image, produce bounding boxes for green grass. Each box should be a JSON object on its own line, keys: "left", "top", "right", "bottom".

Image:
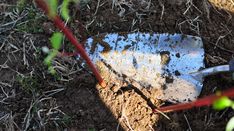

{"left": 15, "top": 4, "right": 45, "bottom": 33}
{"left": 16, "top": 75, "right": 39, "bottom": 93}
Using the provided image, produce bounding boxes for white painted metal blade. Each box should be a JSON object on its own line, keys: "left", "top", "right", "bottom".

{"left": 84, "top": 33, "right": 205, "bottom": 103}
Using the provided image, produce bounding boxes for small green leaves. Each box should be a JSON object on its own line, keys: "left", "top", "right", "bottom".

{"left": 212, "top": 95, "right": 234, "bottom": 131}
{"left": 232, "top": 104, "right": 234, "bottom": 110}
{"left": 17, "top": 0, "right": 26, "bottom": 12}
{"left": 88, "top": 128, "right": 95, "bottom": 131}
{"left": 61, "top": 0, "right": 70, "bottom": 20}
{"left": 226, "top": 116, "right": 234, "bottom": 131}
{"left": 61, "top": 0, "right": 81, "bottom": 20}
{"left": 44, "top": 49, "right": 58, "bottom": 75}
{"left": 44, "top": 32, "right": 63, "bottom": 75}
{"left": 47, "top": 0, "right": 58, "bottom": 18}
{"left": 50, "top": 32, "right": 63, "bottom": 50}
{"left": 213, "top": 96, "right": 232, "bottom": 110}
{"left": 46, "top": 0, "right": 82, "bottom": 20}
{"left": 48, "top": 66, "right": 56, "bottom": 75}
{"left": 44, "top": 49, "right": 58, "bottom": 66}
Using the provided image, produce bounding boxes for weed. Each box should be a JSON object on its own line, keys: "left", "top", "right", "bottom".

{"left": 22, "top": 94, "right": 68, "bottom": 130}
{"left": 17, "top": 0, "right": 26, "bottom": 12}
{"left": 61, "top": 114, "right": 72, "bottom": 125}
{"left": 88, "top": 128, "right": 96, "bottom": 131}
{"left": 34, "top": 0, "right": 106, "bottom": 87}
{"left": 16, "top": 75, "right": 39, "bottom": 93}
{"left": 15, "top": 6, "right": 45, "bottom": 33}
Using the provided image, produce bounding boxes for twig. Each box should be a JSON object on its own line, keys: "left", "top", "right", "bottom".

{"left": 154, "top": 108, "right": 170, "bottom": 120}
{"left": 149, "top": 125, "right": 155, "bottom": 131}
{"left": 184, "top": 114, "right": 192, "bottom": 131}
{"left": 208, "top": 41, "right": 234, "bottom": 54}
{"left": 0, "top": 82, "right": 12, "bottom": 87}
{"left": 22, "top": 41, "right": 29, "bottom": 66}
{"left": 231, "top": 0, "right": 234, "bottom": 5}
{"left": 178, "top": 16, "right": 201, "bottom": 35}
{"left": 117, "top": 89, "right": 134, "bottom": 130}
{"left": 43, "top": 88, "right": 64, "bottom": 97}
{"left": 214, "top": 30, "right": 232, "bottom": 49}
{"left": 158, "top": 0, "right": 164, "bottom": 20}
{"left": 130, "top": 19, "right": 137, "bottom": 31}
{"left": 122, "top": 95, "right": 134, "bottom": 131}
{"left": 85, "top": 18, "right": 95, "bottom": 30}
{"left": 94, "top": 0, "right": 101, "bottom": 15}
{"left": 23, "top": 101, "right": 34, "bottom": 131}
{"left": 183, "top": 0, "right": 202, "bottom": 15}
{"left": 219, "top": 108, "right": 228, "bottom": 119}
{"left": 206, "top": 54, "right": 228, "bottom": 64}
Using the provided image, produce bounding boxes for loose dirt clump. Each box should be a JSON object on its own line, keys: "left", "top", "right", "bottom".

{"left": 160, "top": 51, "right": 171, "bottom": 65}
{"left": 208, "top": 0, "right": 234, "bottom": 13}
{"left": 95, "top": 61, "right": 161, "bottom": 130}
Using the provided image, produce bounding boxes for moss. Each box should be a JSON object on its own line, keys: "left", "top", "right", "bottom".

{"left": 16, "top": 75, "right": 39, "bottom": 93}
{"left": 16, "top": 6, "right": 45, "bottom": 33}
{"left": 17, "top": 0, "right": 27, "bottom": 12}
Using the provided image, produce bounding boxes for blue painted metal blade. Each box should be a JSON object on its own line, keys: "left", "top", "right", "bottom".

{"left": 84, "top": 33, "right": 205, "bottom": 103}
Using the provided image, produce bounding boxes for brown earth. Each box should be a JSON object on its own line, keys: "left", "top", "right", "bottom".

{"left": 1, "top": 0, "right": 234, "bottom": 130}
{"left": 60, "top": 0, "right": 234, "bottom": 130}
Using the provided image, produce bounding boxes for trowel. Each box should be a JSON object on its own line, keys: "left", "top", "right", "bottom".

{"left": 82, "top": 32, "right": 233, "bottom": 103}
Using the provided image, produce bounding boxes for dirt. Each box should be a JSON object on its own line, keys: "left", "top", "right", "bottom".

{"left": 1, "top": 0, "right": 234, "bottom": 130}
{"left": 160, "top": 51, "right": 171, "bottom": 65}
{"left": 66, "top": 0, "right": 234, "bottom": 130}
{"left": 209, "top": 0, "right": 234, "bottom": 13}
{"left": 96, "top": 61, "right": 162, "bottom": 130}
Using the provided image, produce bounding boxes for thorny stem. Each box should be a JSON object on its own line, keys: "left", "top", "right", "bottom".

{"left": 154, "top": 87, "right": 234, "bottom": 113}
{"left": 35, "top": 0, "right": 106, "bottom": 87}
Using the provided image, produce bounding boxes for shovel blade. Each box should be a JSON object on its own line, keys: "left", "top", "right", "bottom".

{"left": 84, "top": 33, "right": 205, "bottom": 103}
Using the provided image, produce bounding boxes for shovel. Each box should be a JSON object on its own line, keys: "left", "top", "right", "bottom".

{"left": 83, "top": 32, "right": 233, "bottom": 103}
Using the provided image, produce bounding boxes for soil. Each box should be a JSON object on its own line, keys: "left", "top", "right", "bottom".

{"left": 1, "top": 0, "right": 234, "bottom": 130}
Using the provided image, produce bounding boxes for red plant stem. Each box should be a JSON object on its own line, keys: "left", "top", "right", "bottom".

{"left": 35, "top": 0, "right": 106, "bottom": 87}
{"left": 35, "top": 0, "right": 49, "bottom": 14}
{"left": 154, "top": 87, "right": 234, "bottom": 113}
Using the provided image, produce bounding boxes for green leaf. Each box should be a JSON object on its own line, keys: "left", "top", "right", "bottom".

{"left": 231, "top": 103, "right": 234, "bottom": 110}
{"left": 48, "top": 66, "right": 56, "bottom": 75}
{"left": 226, "top": 116, "right": 234, "bottom": 131}
{"left": 50, "top": 32, "right": 63, "bottom": 50}
{"left": 47, "top": 0, "right": 58, "bottom": 17}
{"left": 44, "top": 54, "right": 52, "bottom": 66}
{"left": 72, "top": 0, "right": 80, "bottom": 3}
{"left": 88, "top": 128, "right": 95, "bottom": 131}
{"left": 61, "top": 0, "right": 70, "bottom": 20}
{"left": 213, "top": 96, "right": 232, "bottom": 110}
{"left": 44, "top": 49, "right": 58, "bottom": 66}
{"left": 45, "top": 32, "right": 61, "bottom": 75}
{"left": 17, "top": 0, "right": 26, "bottom": 11}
